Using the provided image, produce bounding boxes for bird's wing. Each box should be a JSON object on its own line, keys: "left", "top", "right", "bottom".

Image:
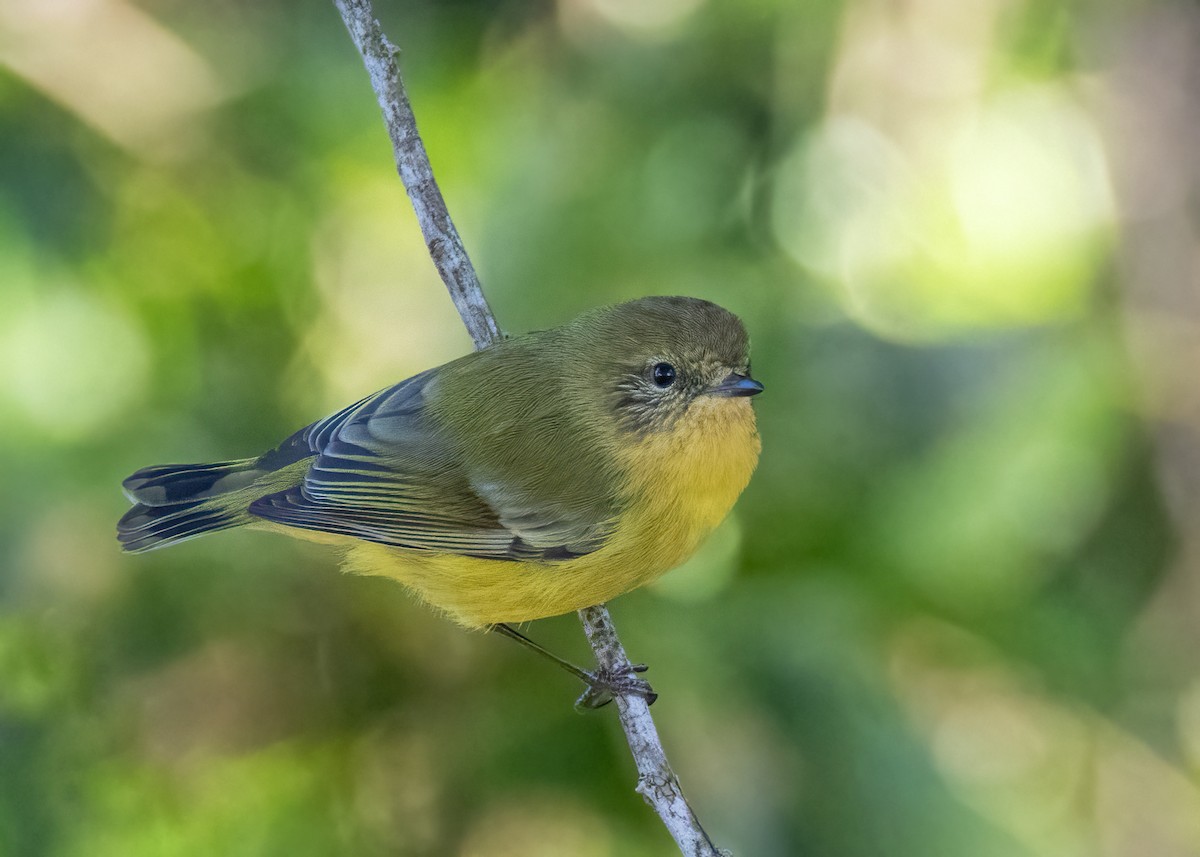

{"left": 248, "top": 370, "right": 618, "bottom": 561}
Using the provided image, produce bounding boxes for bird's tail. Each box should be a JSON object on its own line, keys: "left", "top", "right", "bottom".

{"left": 117, "top": 458, "right": 268, "bottom": 553}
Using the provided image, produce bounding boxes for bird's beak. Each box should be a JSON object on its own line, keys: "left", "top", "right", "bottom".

{"left": 708, "top": 372, "right": 764, "bottom": 398}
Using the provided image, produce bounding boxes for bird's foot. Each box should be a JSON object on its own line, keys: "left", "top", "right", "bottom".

{"left": 575, "top": 663, "right": 657, "bottom": 711}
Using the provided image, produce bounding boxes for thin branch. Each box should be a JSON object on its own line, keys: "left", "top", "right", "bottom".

{"left": 579, "top": 605, "right": 724, "bottom": 856}
{"left": 331, "top": 2, "right": 724, "bottom": 854}
{"left": 333, "top": 0, "right": 502, "bottom": 349}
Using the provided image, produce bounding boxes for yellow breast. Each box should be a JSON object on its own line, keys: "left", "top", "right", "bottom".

{"left": 335, "top": 398, "right": 760, "bottom": 628}
{"left": 612, "top": 395, "right": 761, "bottom": 571}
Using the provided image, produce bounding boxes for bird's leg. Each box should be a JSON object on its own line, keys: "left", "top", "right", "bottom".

{"left": 572, "top": 662, "right": 655, "bottom": 711}
{"left": 490, "top": 623, "right": 658, "bottom": 711}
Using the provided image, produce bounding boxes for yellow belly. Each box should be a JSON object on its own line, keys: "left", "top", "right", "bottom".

{"left": 285, "top": 398, "right": 760, "bottom": 628}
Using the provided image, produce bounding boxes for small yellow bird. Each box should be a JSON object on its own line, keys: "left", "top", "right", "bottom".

{"left": 118, "top": 297, "right": 762, "bottom": 636}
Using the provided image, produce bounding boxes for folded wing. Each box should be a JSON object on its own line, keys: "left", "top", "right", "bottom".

{"left": 249, "top": 369, "right": 617, "bottom": 562}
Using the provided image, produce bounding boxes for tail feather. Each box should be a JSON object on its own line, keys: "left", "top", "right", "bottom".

{"left": 122, "top": 459, "right": 262, "bottom": 506}
{"left": 118, "top": 501, "right": 246, "bottom": 553}
{"left": 118, "top": 459, "right": 269, "bottom": 553}
{"left": 119, "top": 416, "right": 327, "bottom": 554}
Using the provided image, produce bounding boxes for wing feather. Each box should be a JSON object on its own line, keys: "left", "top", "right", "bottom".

{"left": 248, "top": 368, "right": 617, "bottom": 561}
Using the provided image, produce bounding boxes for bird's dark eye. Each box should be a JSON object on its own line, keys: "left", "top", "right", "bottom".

{"left": 652, "top": 363, "right": 677, "bottom": 388}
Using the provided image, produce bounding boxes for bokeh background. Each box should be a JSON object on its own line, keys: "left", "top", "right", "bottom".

{"left": 2, "top": 0, "right": 1198, "bottom": 854}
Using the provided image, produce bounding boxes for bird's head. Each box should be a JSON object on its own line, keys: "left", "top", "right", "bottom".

{"left": 574, "top": 296, "right": 762, "bottom": 435}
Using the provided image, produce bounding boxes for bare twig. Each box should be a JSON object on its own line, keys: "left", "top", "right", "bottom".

{"left": 331, "top": 1, "right": 723, "bottom": 853}
{"left": 579, "top": 605, "right": 722, "bottom": 855}
{"left": 333, "top": 0, "right": 501, "bottom": 348}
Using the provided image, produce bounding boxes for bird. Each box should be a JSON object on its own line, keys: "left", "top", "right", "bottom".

{"left": 117, "top": 296, "right": 762, "bottom": 698}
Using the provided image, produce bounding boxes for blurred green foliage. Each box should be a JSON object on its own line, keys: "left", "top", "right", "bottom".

{"left": 1, "top": 0, "right": 1197, "bottom": 855}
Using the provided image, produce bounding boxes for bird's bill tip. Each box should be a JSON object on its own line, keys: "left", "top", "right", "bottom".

{"left": 708, "top": 372, "right": 764, "bottom": 397}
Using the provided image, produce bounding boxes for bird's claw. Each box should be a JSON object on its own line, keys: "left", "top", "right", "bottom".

{"left": 574, "top": 663, "right": 657, "bottom": 711}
